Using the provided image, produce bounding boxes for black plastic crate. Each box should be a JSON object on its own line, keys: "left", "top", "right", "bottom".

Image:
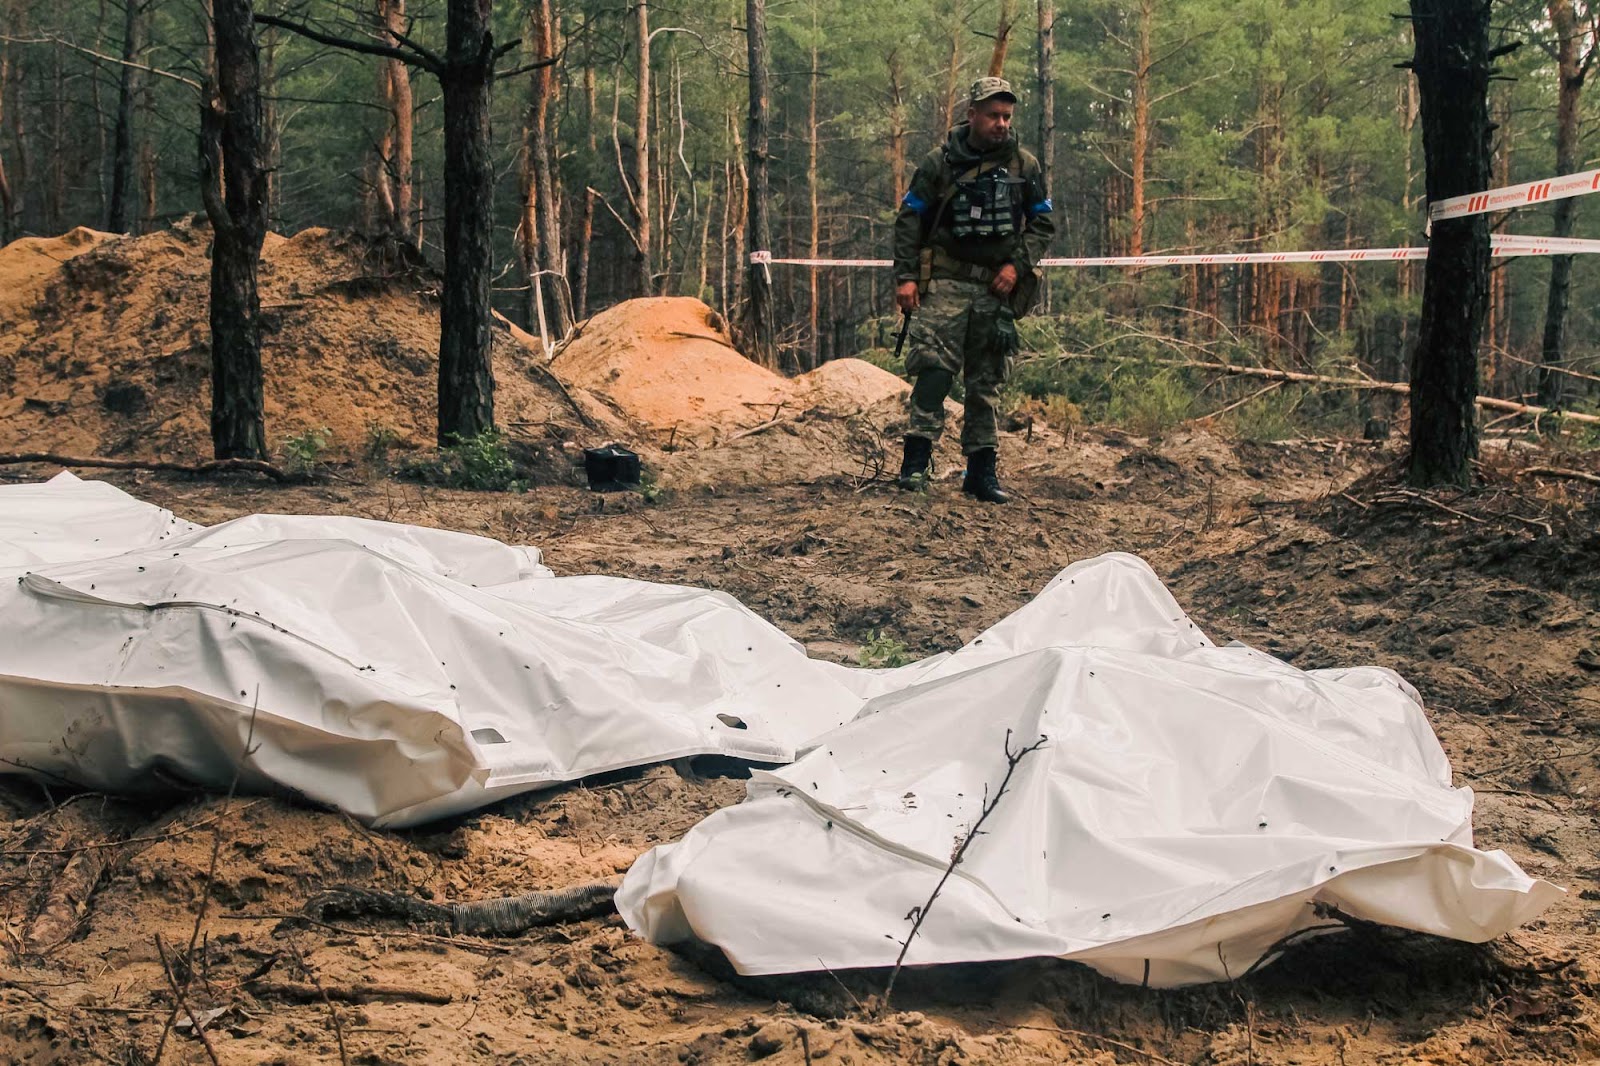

{"left": 583, "top": 444, "right": 642, "bottom": 491}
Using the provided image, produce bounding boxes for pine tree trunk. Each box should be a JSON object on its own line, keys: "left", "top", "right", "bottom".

{"left": 632, "top": 0, "right": 653, "bottom": 295}
{"left": 1537, "top": 0, "right": 1588, "bottom": 408}
{"left": 744, "top": 0, "right": 775, "bottom": 368}
{"left": 526, "top": 0, "right": 571, "bottom": 334}
{"left": 202, "top": 0, "right": 268, "bottom": 461}
{"left": 49, "top": 40, "right": 64, "bottom": 231}
{"left": 989, "top": 0, "right": 1014, "bottom": 74}
{"left": 0, "top": 37, "right": 14, "bottom": 243}
{"left": 260, "top": 20, "right": 281, "bottom": 224}
{"left": 437, "top": 0, "right": 496, "bottom": 445}
{"left": 107, "top": 0, "right": 141, "bottom": 232}
{"left": 375, "top": 0, "right": 416, "bottom": 244}
{"left": 573, "top": 187, "right": 593, "bottom": 320}
{"left": 934, "top": 32, "right": 960, "bottom": 132}
{"left": 5, "top": 2, "right": 29, "bottom": 234}
{"left": 888, "top": 52, "right": 906, "bottom": 207}
{"left": 1129, "top": 0, "right": 1151, "bottom": 258}
{"left": 1406, "top": 0, "right": 1491, "bottom": 487}
{"left": 807, "top": 21, "right": 820, "bottom": 372}
{"left": 1036, "top": 0, "right": 1054, "bottom": 309}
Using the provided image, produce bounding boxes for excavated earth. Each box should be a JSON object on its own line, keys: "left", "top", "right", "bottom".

{"left": 2, "top": 227, "right": 1600, "bottom": 1065}
{"left": 2, "top": 434, "right": 1598, "bottom": 1065}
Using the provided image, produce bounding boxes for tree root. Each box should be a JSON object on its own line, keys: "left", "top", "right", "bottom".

{"left": 303, "top": 878, "right": 619, "bottom": 938}
{"left": 0, "top": 452, "right": 288, "bottom": 481}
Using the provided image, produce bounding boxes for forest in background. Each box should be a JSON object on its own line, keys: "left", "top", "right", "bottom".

{"left": 0, "top": 0, "right": 1596, "bottom": 439}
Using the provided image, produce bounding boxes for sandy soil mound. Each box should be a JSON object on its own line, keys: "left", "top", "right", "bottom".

{"left": 554, "top": 297, "right": 790, "bottom": 432}
{"left": 0, "top": 226, "right": 113, "bottom": 318}
{"left": 552, "top": 296, "right": 974, "bottom": 487}
{"left": 792, "top": 356, "right": 910, "bottom": 412}
{"left": 0, "top": 223, "right": 621, "bottom": 466}
{"left": 555, "top": 297, "right": 912, "bottom": 437}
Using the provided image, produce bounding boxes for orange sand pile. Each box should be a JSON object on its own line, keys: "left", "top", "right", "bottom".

{"left": 0, "top": 227, "right": 114, "bottom": 317}
{"left": 0, "top": 223, "right": 617, "bottom": 462}
{"left": 555, "top": 296, "right": 910, "bottom": 437}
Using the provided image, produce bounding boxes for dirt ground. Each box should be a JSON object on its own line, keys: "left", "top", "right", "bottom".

{"left": 2, "top": 224, "right": 1599, "bottom": 1064}
{"left": 3, "top": 427, "right": 1599, "bottom": 1066}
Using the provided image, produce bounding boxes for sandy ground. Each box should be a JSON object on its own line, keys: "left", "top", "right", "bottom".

{"left": 2, "top": 427, "right": 1598, "bottom": 1065}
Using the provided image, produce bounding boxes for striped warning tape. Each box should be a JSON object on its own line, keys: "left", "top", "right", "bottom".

{"left": 749, "top": 233, "right": 1600, "bottom": 270}
{"left": 1430, "top": 168, "right": 1600, "bottom": 221}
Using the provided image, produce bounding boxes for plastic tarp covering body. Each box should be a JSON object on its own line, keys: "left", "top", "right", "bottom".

{"left": 617, "top": 554, "right": 1563, "bottom": 985}
{"left": 0, "top": 475, "right": 862, "bottom": 826}
{"left": 0, "top": 476, "right": 1561, "bottom": 982}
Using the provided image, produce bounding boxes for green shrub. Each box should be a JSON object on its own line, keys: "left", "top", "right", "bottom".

{"left": 1106, "top": 368, "right": 1197, "bottom": 436}
{"left": 1223, "top": 387, "right": 1303, "bottom": 442}
{"left": 400, "top": 429, "right": 527, "bottom": 492}
{"left": 443, "top": 429, "right": 523, "bottom": 491}
{"left": 858, "top": 630, "right": 912, "bottom": 669}
{"left": 363, "top": 421, "right": 400, "bottom": 465}
{"left": 281, "top": 426, "right": 331, "bottom": 477}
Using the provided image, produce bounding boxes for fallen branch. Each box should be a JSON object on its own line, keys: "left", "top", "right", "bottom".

{"left": 24, "top": 844, "right": 119, "bottom": 953}
{"left": 223, "top": 912, "right": 512, "bottom": 955}
{"left": 1045, "top": 351, "right": 1600, "bottom": 426}
{"left": 281, "top": 934, "right": 350, "bottom": 1065}
{"left": 1, "top": 801, "right": 263, "bottom": 859}
{"left": 1371, "top": 489, "right": 1485, "bottom": 523}
{"left": 0, "top": 452, "right": 288, "bottom": 481}
{"left": 1012, "top": 1025, "right": 1184, "bottom": 1066}
{"left": 1520, "top": 466, "right": 1600, "bottom": 487}
{"left": 302, "top": 879, "right": 620, "bottom": 937}
{"left": 249, "top": 980, "right": 453, "bottom": 1006}
{"left": 154, "top": 934, "right": 222, "bottom": 1066}
{"left": 526, "top": 365, "right": 598, "bottom": 430}
{"left": 882, "top": 729, "right": 1048, "bottom": 1010}
{"left": 1192, "top": 380, "right": 1284, "bottom": 422}
{"left": 152, "top": 703, "right": 259, "bottom": 1064}
{"left": 725, "top": 413, "right": 804, "bottom": 442}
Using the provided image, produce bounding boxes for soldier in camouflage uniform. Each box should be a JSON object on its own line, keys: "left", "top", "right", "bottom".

{"left": 892, "top": 76, "right": 1055, "bottom": 504}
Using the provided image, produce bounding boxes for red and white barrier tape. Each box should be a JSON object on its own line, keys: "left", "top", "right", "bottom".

{"left": 1430, "top": 168, "right": 1600, "bottom": 221}
{"left": 749, "top": 233, "right": 1600, "bottom": 271}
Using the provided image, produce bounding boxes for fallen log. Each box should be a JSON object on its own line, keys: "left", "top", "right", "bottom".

{"left": 1519, "top": 465, "right": 1600, "bottom": 486}
{"left": 1046, "top": 352, "right": 1600, "bottom": 426}
{"left": 303, "top": 878, "right": 619, "bottom": 938}
{"left": 0, "top": 452, "right": 288, "bottom": 481}
{"left": 248, "top": 981, "right": 453, "bottom": 1005}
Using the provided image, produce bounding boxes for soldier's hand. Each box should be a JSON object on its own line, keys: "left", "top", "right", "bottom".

{"left": 896, "top": 281, "right": 920, "bottom": 314}
{"left": 991, "top": 264, "right": 1019, "bottom": 297}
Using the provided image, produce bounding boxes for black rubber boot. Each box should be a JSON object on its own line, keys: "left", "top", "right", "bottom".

{"left": 897, "top": 436, "right": 934, "bottom": 489}
{"left": 962, "top": 448, "right": 1010, "bottom": 504}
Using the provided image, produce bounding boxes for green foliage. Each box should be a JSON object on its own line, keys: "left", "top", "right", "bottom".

{"left": 443, "top": 429, "right": 523, "bottom": 491}
{"left": 363, "top": 421, "right": 400, "bottom": 466}
{"left": 1222, "top": 387, "right": 1303, "bottom": 443}
{"left": 639, "top": 468, "right": 664, "bottom": 504}
{"left": 855, "top": 346, "right": 906, "bottom": 379}
{"left": 281, "top": 426, "right": 331, "bottom": 477}
{"left": 857, "top": 630, "right": 912, "bottom": 670}
{"left": 402, "top": 429, "right": 527, "bottom": 492}
{"left": 11, "top": 0, "right": 1596, "bottom": 449}
{"left": 1106, "top": 368, "right": 1198, "bottom": 437}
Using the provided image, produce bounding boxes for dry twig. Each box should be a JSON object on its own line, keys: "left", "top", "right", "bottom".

{"left": 881, "top": 729, "right": 1048, "bottom": 1010}
{"left": 1519, "top": 466, "right": 1600, "bottom": 487}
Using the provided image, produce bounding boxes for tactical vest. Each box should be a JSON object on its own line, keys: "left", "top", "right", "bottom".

{"left": 947, "top": 154, "right": 1027, "bottom": 240}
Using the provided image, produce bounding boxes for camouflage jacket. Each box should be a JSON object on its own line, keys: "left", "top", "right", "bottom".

{"left": 892, "top": 124, "right": 1056, "bottom": 284}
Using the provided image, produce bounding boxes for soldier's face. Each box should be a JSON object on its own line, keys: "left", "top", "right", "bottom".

{"left": 967, "top": 99, "right": 1015, "bottom": 148}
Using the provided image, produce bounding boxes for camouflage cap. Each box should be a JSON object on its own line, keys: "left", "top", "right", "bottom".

{"left": 969, "top": 76, "right": 1017, "bottom": 105}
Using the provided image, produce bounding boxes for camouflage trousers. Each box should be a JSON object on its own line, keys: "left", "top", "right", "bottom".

{"left": 904, "top": 278, "right": 1019, "bottom": 454}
